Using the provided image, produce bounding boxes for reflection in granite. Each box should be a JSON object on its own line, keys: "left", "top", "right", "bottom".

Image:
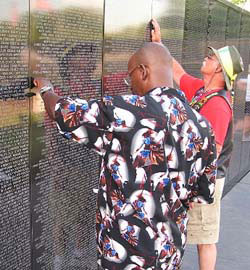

{"left": 1, "top": 1, "right": 250, "bottom": 269}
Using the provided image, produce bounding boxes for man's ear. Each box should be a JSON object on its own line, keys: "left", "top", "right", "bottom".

{"left": 140, "top": 64, "right": 148, "bottom": 80}
{"left": 215, "top": 64, "right": 223, "bottom": 73}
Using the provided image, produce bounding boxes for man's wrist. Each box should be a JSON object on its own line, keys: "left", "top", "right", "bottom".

{"left": 40, "top": 85, "right": 54, "bottom": 97}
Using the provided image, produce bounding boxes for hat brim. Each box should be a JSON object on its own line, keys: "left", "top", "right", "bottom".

{"left": 207, "top": 46, "right": 232, "bottom": 91}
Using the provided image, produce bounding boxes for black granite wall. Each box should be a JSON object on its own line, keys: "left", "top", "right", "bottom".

{"left": 0, "top": 0, "right": 249, "bottom": 269}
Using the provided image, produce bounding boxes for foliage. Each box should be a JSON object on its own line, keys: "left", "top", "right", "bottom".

{"left": 230, "top": 0, "right": 247, "bottom": 5}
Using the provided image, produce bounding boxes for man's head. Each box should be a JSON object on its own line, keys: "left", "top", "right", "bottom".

{"left": 201, "top": 45, "right": 244, "bottom": 91}
{"left": 126, "top": 42, "right": 173, "bottom": 96}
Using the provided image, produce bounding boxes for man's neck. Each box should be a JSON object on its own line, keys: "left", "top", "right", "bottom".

{"left": 203, "top": 74, "right": 224, "bottom": 92}
{"left": 145, "top": 80, "right": 173, "bottom": 94}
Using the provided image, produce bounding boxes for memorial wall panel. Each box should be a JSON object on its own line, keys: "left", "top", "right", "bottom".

{"left": 0, "top": 1, "right": 31, "bottom": 269}
{"left": 103, "top": 0, "right": 152, "bottom": 96}
{"left": 224, "top": 6, "right": 242, "bottom": 182}
{"left": 227, "top": 10, "right": 250, "bottom": 186}
{"left": 182, "top": 0, "right": 209, "bottom": 78}
{"left": 226, "top": 7, "right": 241, "bottom": 47}
{"left": 152, "top": 0, "right": 185, "bottom": 65}
{"left": 207, "top": 0, "right": 227, "bottom": 48}
{"left": 29, "top": 1, "right": 103, "bottom": 269}
{"left": 238, "top": 13, "right": 250, "bottom": 145}
{"left": 238, "top": 13, "right": 250, "bottom": 73}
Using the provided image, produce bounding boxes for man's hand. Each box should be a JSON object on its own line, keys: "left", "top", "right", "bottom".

{"left": 189, "top": 202, "right": 195, "bottom": 210}
{"left": 33, "top": 78, "right": 59, "bottom": 120}
{"left": 151, "top": 18, "right": 162, "bottom": 43}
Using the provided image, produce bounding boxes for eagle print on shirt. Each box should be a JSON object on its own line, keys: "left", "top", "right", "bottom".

{"left": 55, "top": 87, "right": 217, "bottom": 270}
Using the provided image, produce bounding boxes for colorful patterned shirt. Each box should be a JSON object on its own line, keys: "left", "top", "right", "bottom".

{"left": 54, "top": 87, "right": 217, "bottom": 270}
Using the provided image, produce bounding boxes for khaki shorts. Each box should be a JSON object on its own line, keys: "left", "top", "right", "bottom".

{"left": 187, "top": 178, "right": 225, "bottom": 244}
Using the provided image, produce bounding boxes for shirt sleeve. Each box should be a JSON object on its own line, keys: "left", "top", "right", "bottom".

{"left": 54, "top": 95, "right": 136, "bottom": 155}
{"left": 187, "top": 123, "right": 217, "bottom": 205}
{"left": 179, "top": 74, "right": 204, "bottom": 102}
{"left": 200, "top": 96, "right": 232, "bottom": 146}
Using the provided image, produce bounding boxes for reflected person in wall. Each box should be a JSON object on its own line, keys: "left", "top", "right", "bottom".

{"left": 59, "top": 42, "right": 101, "bottom": 99}
{"left": 151, "top": 19, "right": 244, "bottom": 270}
{"left": 21, "top": 46, "right": 66, "bottom": 270}
{"left": 33, "top": 42, "right": 217, "bottom": 270}
{"left": 58, "top": 42, "right": 102, "bottom": 268}
{"left": 22, "top": 44, "right": 100, "bottom": 269}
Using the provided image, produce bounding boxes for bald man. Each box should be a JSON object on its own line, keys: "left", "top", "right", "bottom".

{"left": 33, "top": 42, "right": 217, "bottom": 270}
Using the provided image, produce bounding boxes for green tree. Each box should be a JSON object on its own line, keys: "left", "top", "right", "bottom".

{"left": 230, "top": 0, "right": 247, "bottom": 5}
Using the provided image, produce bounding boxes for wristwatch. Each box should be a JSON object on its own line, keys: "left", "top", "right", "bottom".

{"left": 40, "top": 85, "right": 54, "bottom": 96}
